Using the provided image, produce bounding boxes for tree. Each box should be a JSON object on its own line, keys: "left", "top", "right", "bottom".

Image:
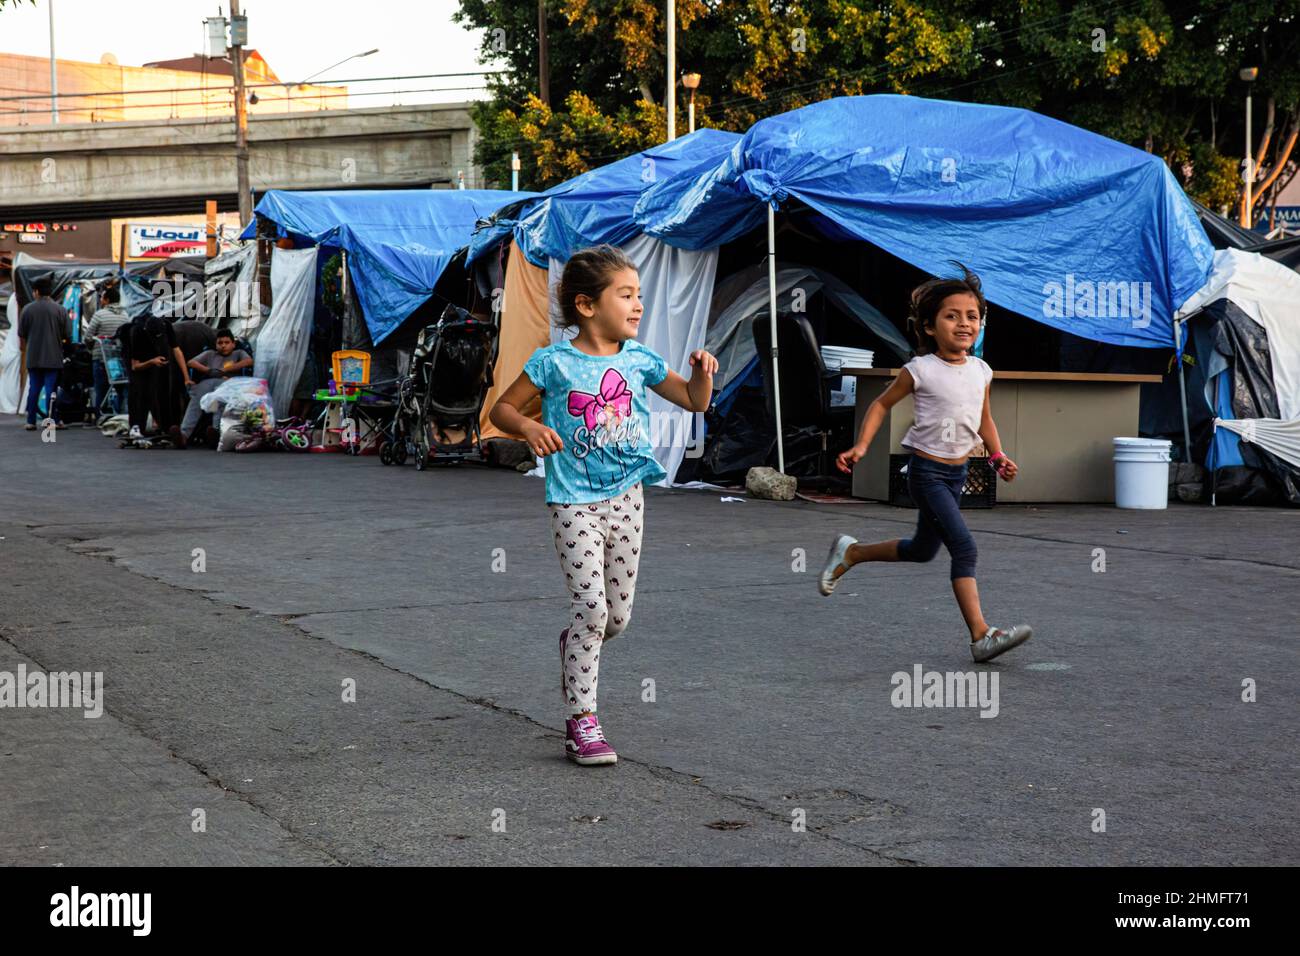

{"left": 457, "top": 0, "right": 1298, "bottom": 219}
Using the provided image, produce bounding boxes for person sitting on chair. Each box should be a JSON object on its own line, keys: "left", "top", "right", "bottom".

{"left": 178, "top": 329, "right": 253, "bottom": 446}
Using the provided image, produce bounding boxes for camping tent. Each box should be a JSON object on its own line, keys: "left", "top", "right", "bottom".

{"left": 1171, "top": 248, "right": 1300, "bottom": 505}
{"left": 243, "top": 188, "right": 538, "bottom": 345}
{"left": 634, "top": 94, "right": 1217, "bottom": 468}
{"left": 682, "top": 262, "right": 915, "bottom": 482}
{"left": 637, "top": 95, "right": 1214, "bottom": 348}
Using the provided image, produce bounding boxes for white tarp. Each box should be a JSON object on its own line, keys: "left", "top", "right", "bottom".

{"left": 0, "top": 294, "right": 28, "bottom": 415}
{"left": 542, "top": 235, "right": 718, "bottom": 486}
{"left": 1214, "top": 417, "right": 1300, "bottom": 469}
{"left": 253, "top": 246, "right": 316, "bottom": 418}
{"left": 205, "top": 242, "right": 260, "bottom": 335}
{"left": 1176, "top": 248, "right": 1300, "bottom": 421}
{"left": 623, "top": 234, "right": 718, "bottom": 485}
{"left": 1177, "top": 249, "right": 1300, "bottom": 472}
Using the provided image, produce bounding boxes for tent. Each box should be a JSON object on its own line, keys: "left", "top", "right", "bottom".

{"left": 705, "top": 262, "right": 911, "bottom": 393}
{"left": 1170, "top": 249, "right": 1300, "bottom": 505}
{"left": 243, "top": 188, "right": 538, "bottom": 345}
{"left": 470, "top": 128, "right": 742, "bottom": 269}
{"left": 682, "top": 261, "right": 914, "bottom": 482}
{"left": 1194, "top": 198, "right": 1300, "bottom": 273}
{"left": 634, "top": 95, "right": 1217, "bottom": 470}
{"left": 466, "top": 129, "right": 742, "bottom": 477}
{"left": 12, "top": 254, "right": 165, "bottom": 316}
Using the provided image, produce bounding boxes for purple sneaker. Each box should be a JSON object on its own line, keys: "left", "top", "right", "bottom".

{"left": 565, "top": 714, "right": 617, "bottom": 766}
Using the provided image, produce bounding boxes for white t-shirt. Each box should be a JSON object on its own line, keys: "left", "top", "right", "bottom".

{"left": 899, "top": 352, "right": 993, "bottom": 458}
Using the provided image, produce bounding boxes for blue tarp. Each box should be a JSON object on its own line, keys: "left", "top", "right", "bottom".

{"left": 634, "top": 95, "right": 1216, "bottom": 350}
{"left": 468, "top": 128, "right": 742, "bottom": 268}
{"left": 242, "top": 188, "right": 538, "bottom": 343}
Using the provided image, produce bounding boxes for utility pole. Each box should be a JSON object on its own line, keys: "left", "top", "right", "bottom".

{"left": 230, "top": 2, "right": 252, "bottom": 227}
{"left": 666, "top": 0, "right": 676, "bottom": 141}
{"left": 537, "top": 1, "right": 549, "bottom": 107}
{"left": 48, "top": 0, "right": 58, "bottom": 123}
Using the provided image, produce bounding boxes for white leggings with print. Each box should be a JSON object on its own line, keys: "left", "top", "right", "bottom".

{"left": 550, "top": 483, "right": 644, "bottom": 716}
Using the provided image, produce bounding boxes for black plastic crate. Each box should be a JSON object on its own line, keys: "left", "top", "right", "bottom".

{"left": 888, "top": 454, "right": 997, "bottom": 509}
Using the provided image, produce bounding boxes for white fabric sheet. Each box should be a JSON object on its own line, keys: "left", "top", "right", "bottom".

{"left": 253, "top": 246, "right": 316, "bottom": 419}
{"left": 0, "top": 295, "right": 28, "bottom": 415}
{"left": 620, "top": 234, "right": 718, "bottom": 486}
{"left": 1214, "top": 417, "right": 1300, "bottom": 469}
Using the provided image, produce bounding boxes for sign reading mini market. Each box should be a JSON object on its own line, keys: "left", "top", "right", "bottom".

{"left": 128, "top": 223, "right": 206, "bottom": 258}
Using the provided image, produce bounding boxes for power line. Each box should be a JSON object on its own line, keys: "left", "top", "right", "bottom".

{"left": 0, "top": 69, "right": 508, "bottom": 103}
{"left": 0, "top": 84, "right": 491, "bottom": 119}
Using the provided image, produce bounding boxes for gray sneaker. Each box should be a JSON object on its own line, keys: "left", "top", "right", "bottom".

{"left": 818, "top": 534, "right": 857, "bottom": 596}
{"left": 971, "top": 625, "right": 1033, "bottom": 663}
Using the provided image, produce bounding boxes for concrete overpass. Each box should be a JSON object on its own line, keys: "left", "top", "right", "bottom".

{"left": 0, "top": 103, "right": 483, "bottom": 221}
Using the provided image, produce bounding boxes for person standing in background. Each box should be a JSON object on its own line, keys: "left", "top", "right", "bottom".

{"left": 18, "top": 277, "right": 71, "bottom": 432}
{"left": 172, "top": 318, "right": 218, "bottom": 363}
{"left": 86, "top": 285, "right": 130, "bottom": 415}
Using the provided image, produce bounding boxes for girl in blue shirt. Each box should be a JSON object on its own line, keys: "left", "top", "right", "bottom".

{"left": 490, "top": 244, "right": 718, "bottom": 766}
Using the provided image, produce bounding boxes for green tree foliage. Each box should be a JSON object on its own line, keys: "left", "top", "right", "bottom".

{"left": 458, "top": 1, "right": 1298, "bottom": 217}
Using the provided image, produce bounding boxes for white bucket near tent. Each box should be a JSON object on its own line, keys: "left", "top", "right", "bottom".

{"left": 1113, "top": 437, "right": 1172, "bottom": 509}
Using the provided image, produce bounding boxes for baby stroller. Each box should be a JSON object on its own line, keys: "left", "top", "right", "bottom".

{"left": 56, "top": 341, "right": 96, "bottom": 424}
{"left": 379, "top": 304, "right": 497, "bottom": 470}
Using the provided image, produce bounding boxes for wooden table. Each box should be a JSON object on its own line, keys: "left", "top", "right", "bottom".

{"left": 842, "top": 367, "right": 1163, "bottom": 503}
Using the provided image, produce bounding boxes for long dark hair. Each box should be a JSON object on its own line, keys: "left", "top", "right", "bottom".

{"left": 907, "top": 261, "right": 986, "bottom": 356}
{"left": 555, "top": 244, "right": 638, "bottom": 329}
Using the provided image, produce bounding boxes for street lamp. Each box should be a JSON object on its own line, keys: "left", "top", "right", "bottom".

{"left": 1241, "top": 66, "right": 1259, "bottom": 229}
{"left": 291, "top": 48, "right": 378, "bottom": 110}
{"left": 682, "top": 72, "right": 700, "bottom": 134}
{"left": 301, "top": 48, "right": 380, "bottom": 85}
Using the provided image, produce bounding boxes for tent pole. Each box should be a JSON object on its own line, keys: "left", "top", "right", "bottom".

{"left": 1175, "top": 319, "right": 1192, "bottom": 464}
{"left": 767, "top": 204, "right": 785, "bottom": 472}
{"left": 1210, "top": 420, "right": 1217, "bottom": 507}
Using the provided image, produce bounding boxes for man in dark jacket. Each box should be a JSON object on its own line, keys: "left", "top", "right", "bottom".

{"left": 18, "top": 277, "right": 71, "bottom": 431}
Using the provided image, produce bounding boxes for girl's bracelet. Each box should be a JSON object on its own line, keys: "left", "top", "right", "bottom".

{"left": 987, "top": 451, "right": 1005, "bottom": 464}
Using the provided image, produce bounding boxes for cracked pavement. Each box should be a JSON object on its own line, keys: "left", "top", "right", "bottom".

{"left": 1, "top": 419, "right": 1297, "bottom": 865}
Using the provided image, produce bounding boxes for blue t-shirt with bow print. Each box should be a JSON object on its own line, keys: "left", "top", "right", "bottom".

{"left": 523, "top": 338, "right": 669, "bottom": 504}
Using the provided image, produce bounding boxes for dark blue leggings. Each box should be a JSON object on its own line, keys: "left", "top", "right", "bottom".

{"left": 897, "top": 454, "right": 977, "bottom": 580}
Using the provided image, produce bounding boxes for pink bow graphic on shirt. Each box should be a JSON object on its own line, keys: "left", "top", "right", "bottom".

{"left": 568, "top": 368, "right": 632, "bottom": 431}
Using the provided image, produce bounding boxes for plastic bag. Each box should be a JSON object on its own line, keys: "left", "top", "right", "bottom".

{"left": 200, "top": 377, "right": 276, "bottom": 452}
{"left": 200, "top": 376, "right": 275, "bottom": 418}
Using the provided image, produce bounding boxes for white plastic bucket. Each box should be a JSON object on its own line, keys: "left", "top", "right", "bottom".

{"left": 1113, "top": 437, "right": 1172, "bottom": 509}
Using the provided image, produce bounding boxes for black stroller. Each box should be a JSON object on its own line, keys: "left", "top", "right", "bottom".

{"left": 55, "top": 341, "right": 96, "bottom": 424}
{"left": 378, "top": 304, "right": 497, "bottom": 470}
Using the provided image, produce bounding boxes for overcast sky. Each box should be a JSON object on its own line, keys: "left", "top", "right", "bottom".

{"left": 0, "top": 0, "right": 491, "bottom": 105}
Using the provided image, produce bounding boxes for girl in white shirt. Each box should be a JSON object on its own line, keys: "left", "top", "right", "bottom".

{"left": 817, "top": 265, "right": 1033, "bottom": 663}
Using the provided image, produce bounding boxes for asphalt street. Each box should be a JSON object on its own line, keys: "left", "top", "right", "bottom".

{"left": 1, "top": 418, "right": 1297, "bottom": 865}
